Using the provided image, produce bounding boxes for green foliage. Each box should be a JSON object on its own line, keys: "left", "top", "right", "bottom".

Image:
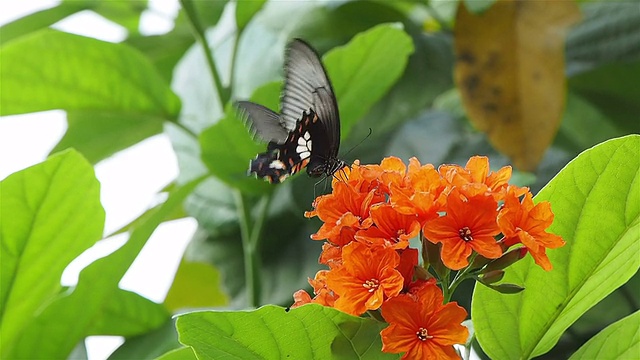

{"left": 176, "top": 305, "right": 397, "bottom": 359}
{"left": 472, "top": 135, "right": 640, "bottom": 359}
{"left": 569, "top": 311, "right": 640, "bottom": 360}
{"left": 0, "top": 150, "right": 104, "bottom": 357}
{"left": 1, "top": 0, "right": 638, "bottom": 358}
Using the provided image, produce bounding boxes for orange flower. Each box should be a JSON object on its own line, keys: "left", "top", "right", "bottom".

{"left": 291, "top": 270, "right": 338, "bottom": 308}
{"left": 380, "top": 280, "right": 468, "bottom": 359}
{"left": 309, "top": 270, "right": 338, "bottom": 307}
{"left": 422, "top": 189, "right": 502, "bottom": 270}
{"left": 390, "top": 188, "right": 443, "bottom": 226}
{"left": 497, "top": 190, "right": 565, "bottom": 271}
{"left": 439, "top": 156, "right": 514, "bottom": 200}
{"left": 291, "top": 289, "right": 312, "bottom": 308}
{"left": 306, "top": 181, "right": 381, "bottom": 243}
{"left": 319, "top": 242, "right": 342, "bottom": 268}
{"left": 326, "top": 242, "right": 404, "bottom": 316}
{"left": 406, "top": 157, "right": 445, "bottom": 193}
{"left": 355, "top": 204, "right": 421, "bottom": 250}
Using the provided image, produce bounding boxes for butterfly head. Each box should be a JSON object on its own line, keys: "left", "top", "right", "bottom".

{"left": 307, "top": 156, "right": 346, "bottom": 178}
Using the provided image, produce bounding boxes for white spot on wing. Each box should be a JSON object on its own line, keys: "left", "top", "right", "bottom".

{"left": 269, "top": 160, "right": 286, "bottom": 169}
{"left": 298, "top": 137, "right": 306, "bottom": 146}
{"left": 303, "top": 132, "right": 311, "bottom": 141}
{"left": 299, "top": 151, "right": 310, "bottom": 159}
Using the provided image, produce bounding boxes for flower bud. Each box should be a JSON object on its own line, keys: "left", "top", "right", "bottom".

{"left": 422, "top": 235, "right": 447, "bottom": 278}
{"left": 481, "top": 247, "right": 527, "bottom": 274}
{"left": 479, "top": 270, "right": 505, "bottom": 284}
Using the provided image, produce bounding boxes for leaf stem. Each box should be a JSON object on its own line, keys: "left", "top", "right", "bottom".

{"left": 179, "top": 0, "right": 230, "bottom": 106}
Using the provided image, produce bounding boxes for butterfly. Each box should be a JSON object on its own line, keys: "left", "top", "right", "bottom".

{"left": 237, "top": 39, "right": 345, "bottom": 184}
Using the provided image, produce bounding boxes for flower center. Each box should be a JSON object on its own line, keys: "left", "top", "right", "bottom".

{"left": 416, "top": 327, "right": 433, "bottom": 341}
{"left": 459, "top": 226, "right": 473, "bottom": 242}
{"left": 362, "top": 279, "right": 380, "bottom": 292}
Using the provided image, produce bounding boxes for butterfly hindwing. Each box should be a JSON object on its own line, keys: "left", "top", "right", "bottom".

{"left": 236, "top": 101, "right": 288, "bottom": 143}
{"left": 249, "top": 110, "right": 318, "bottom": 183}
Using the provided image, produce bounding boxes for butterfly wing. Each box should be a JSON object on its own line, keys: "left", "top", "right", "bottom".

{"left": 249, "top": 110, "right": 317, "bottom": 183}
{"left": 236, "top": 101, "right": 289, "bottom": 144}
{"left": 282, "top": 39, "right": 341, "bottom": 159}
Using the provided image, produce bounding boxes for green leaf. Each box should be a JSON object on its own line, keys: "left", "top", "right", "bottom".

{"left": 125, "top": 29, "right": 195, "bottom": 83}
{"left": 155, "top": 347, "right": 198, "bottom": 360}
{"left": 568, "top": 61, "right": 640, "bottom": 134}
{"left": 472, "top": 135, "right": 640, "bottom": 359}
{"left": 164, "top": 260, "right": 229, "bottom": 312}
{"left": 109, "top": 319, "right": 182, "bottom": 360}
{"left": 88, "top": 0, "right": 147, "bottom": 34}
{"left": 557, "top": 92, "right": 629, "bottom": 154}
{"left": 0, "top": 150, "right": 105, "bottom": 357}
{"left": 569, "top": 310, "right": 640, "bottom": 360}
{"left": 7, "top": 177, "right": 205, "bottom": 359}
{"left": 0, "top": 3, "right": 85, "bottom": 46}
{"left": 52, "top": 111, "right": 164, "bottom": 164}
{"left": 236, "top": 0, "right": 267, "bottom": 31}
{"left": 0, "top": 29, "right": 179, "bottom": 116}
{"left": 324, "top": 23, "right": 414, "bottom": 138}
{"left": 566, "top": 2, "right": 640, "bottom": 74}
{"left": 177, "top": 0, "right": 228, "bottom": 30}
{"left": 176, "top": 305, "right": 397, "bottom": 359}
{"left": 0, "top": 29, "right": 180, "bottom": 162}
{"left": 199, "top": 106, "right": 271, "bottom": 195}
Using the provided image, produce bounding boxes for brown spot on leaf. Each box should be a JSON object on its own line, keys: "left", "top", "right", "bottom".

{"left": 483, "top": 103, "right": 498, "bottom": 112}
{"left": 458, "top": 50, "right": 476, "bottom": 64}
{"left": 463, "top": 74, "right": 481, "bottom": 95}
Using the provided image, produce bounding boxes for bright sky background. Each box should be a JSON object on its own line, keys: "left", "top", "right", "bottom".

{"left": 0, "top": 1, "right": 196, "bottom": 358}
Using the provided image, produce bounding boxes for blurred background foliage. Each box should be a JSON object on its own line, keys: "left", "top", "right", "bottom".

{"left": 1, "top": 0, "right": 638, "bottom": 359}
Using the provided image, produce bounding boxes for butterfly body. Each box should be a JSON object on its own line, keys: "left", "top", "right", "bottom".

{"left": 237, "top": 39, "right": 345, "bottom": 184}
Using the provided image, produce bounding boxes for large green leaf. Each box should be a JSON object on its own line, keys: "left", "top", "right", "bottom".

{"left": 0, "top": 29, "right": 180, "bottom": 163}
{"left": 323, "top": 23, "right": 414, "bottom": 138}
{"left": 176, "top": 305, "right": 397, "bottom": 359}
{"left": 568, "top": 311, "right": 640, "bottom": 360}
{"left": 472, "top": 135, "right": 640, "bottom": 359}
{"left": 6, "top": 177, "right": 205, "bottom": 359}
{"left": 0, "top": 150, "right": 105, "bottom": 357}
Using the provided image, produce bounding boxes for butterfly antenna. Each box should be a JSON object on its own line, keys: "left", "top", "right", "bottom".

{"left": 341, "top": 128, "right": 373, "bottom": 158}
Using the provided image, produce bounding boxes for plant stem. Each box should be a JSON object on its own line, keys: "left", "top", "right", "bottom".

{"left": 228, "top": 30, "right": 241, "bottom": 101}
{"left": 179, "top": 0, "right": 230, "bottom": 106}
{"left": 234, "top": 190, "right": 272, "bottom": 308}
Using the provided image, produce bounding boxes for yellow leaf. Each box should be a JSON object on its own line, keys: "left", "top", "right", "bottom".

{"left": 454, "top": 0, "right": 581, "bottom": 171}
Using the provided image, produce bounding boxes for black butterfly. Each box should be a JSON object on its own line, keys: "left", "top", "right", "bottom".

{"left": 237, "top": 39, "right": 345, "bottom": 184}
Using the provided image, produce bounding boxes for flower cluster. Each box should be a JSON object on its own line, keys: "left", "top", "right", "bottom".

{"left": 293, "top": 156, "right": 564, "bottom": 359}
